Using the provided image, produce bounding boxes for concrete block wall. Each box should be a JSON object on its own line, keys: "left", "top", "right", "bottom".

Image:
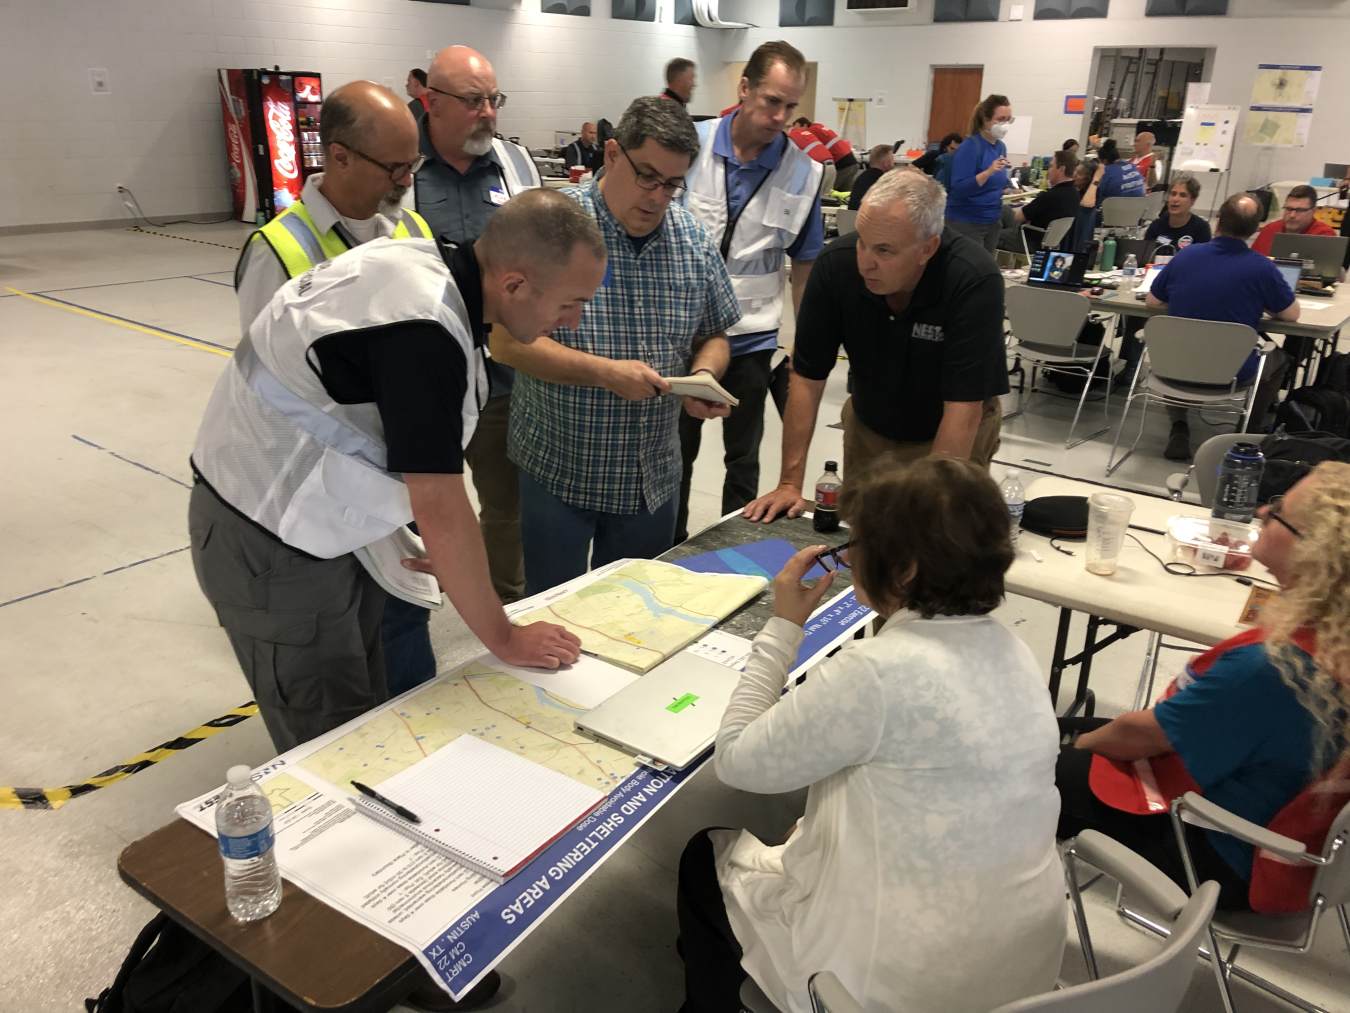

{"left": 1, "top": 0, "right": 1347, "bottom": 229}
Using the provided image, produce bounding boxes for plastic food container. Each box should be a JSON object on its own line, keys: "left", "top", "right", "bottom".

{"left": 1166, "top": 515, "right": 1259, "bottom": 571}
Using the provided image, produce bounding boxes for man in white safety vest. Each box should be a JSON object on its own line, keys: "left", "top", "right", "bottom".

{"left": 404, "top": 46, "right": 541, "bottom": 617}
{"left": 188, "top": 190, "right": 604, "bottom": 763}
{"left": 678, "top": 40, "right": 823, "bottom": 542}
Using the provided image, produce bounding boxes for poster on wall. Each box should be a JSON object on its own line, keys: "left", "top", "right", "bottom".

{"left": 835, "top": 99, "right": 867, "bottom": 152}
{"left": 1245, "top": 64, "right": 1320, "bottom": 148}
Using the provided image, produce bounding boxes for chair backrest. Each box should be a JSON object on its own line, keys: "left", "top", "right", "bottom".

{"left": 1102, "top": 196, "right": 1147, "bottom": 228}
{"left": 1142, "top": 316, "right": 1260, "bottom": 386}
{"left": 990, "top": 881, "right": 1220, "bottom": 1013}
{"left": 1191, "top": 433, "right": 1251, "bottom": 507}
{"left": 1143, "top": 189, "right": 1166, "bottom": 222}
{"left": 835, "top": 208, "right": 858, "bottom": 235}
{"left": 1006, "top": 285, "right": 1092, "bottom": 351}
{"left": 1312, "top": 798, "right": 1350, "bottom": 908}
{"left": 1043, "top": 216, "right": 1075, "bottom": 250}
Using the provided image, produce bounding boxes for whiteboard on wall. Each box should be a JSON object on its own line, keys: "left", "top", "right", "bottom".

{"left": 1003, "top": 116, "right": 1033, "bottom": 157}
{"left": 1175, "top": 104, "right": 1239, "bottom": 173}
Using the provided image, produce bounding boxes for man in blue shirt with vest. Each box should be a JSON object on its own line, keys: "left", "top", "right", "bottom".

{"left": 1146, "top": 192, "right": 1299, "bottom": 460}
{"left": 678, "top": 40, "right": 824, "bottom": 543}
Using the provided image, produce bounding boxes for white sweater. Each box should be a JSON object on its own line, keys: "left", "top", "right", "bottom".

{"left": 712, "top": 611, "right": 1064, "bottom": 1013}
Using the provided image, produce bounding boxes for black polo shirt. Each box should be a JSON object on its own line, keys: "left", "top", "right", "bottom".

{"left": 1021, "top": 180, "right": 1082, "bottom": 233}
{"left": 793, "top": 228, "right": 1009, "bottom": 443}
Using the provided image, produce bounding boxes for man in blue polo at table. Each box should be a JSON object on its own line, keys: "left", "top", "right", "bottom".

{"left": 679, "top": 39, "right": 824, "bottom": 544}
{"left": 491, "top": 96, "right": 741, "bottom": 594}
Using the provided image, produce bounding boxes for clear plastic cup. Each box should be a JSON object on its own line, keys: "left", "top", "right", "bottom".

{"left": 1085, "top": 493, "right": 1135, "bottom": 575}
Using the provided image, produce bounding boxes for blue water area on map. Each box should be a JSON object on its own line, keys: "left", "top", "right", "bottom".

{"left": 674, "top": 539, "right": 828, "bottom": 581}
{"left": 608, "top": 578, "right": 718, "bottom": 627}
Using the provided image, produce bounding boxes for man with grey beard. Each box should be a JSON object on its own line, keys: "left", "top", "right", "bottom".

{"left": 406, "top": 45, "right": 540, "bottom": 620}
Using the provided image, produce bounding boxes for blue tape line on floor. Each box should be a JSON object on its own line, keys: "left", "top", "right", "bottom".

{"left": 71, "top": 435, "right": 191, "bottom": 489}
{"left": 27, "top": 291, "right": 233, "bottom": 352}
{"left": 0, "top": 547, "right": 189, "bottom": 609}
{"left": 189, "top": 275, "right": 235, "bottom": 288}
{"left": 34, "top": 275, "right": 204, "bottom": 296}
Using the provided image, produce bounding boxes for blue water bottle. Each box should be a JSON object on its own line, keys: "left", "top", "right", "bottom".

{"left": 1213, "top": 443, "right": 1265, "bottom": 523}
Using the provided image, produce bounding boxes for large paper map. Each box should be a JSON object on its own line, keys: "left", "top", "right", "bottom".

{"left": 515, "top": 560, "right": 767, "bottom": 673}
{"left": 299, "top": 663, "right": 637, "bottom": 793}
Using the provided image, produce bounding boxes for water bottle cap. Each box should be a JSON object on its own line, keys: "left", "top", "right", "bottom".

{"left": 1228, "top": 442, "right": 1264, "bottom": 459}
{"left": 226, "top": 765, "right": 253, "bottom": 787}
{"left": 824, "top": 461, "right": 838, "bottom": 472}
{"left": 1005, "top": 469, "right": 1019, "bottom": 479}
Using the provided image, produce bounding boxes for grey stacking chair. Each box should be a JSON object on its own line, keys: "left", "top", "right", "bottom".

{"left": 834, "top": 208, "right": 858, "bottom": 235}
{"left": 742, "top": 830, "right": 1219, "bottom": 1013}
{"left": 1105, "top": 316, "right": 1266, "bottom": 477}
{"left": 1021, "top": 216, "right": 1076, "bottom": 260}
{"left": 1101, "top": 196, "right": 1147, "bottom": 231}
{"left": 1165, "top": 432, "right": 1250, "bottom": 504}
{"left": 1004, "top": 286, "right": 1110, "bottom": 448}
{"left": 1142, "top": 189, "right": 1167, "bottom": 223}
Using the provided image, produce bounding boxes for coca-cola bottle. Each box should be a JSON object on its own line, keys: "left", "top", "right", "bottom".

{"left": 812, "top": 461, "right": 842, "bottom": 534}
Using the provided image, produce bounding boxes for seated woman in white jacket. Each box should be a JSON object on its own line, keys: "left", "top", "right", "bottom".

{"left": 676, "top": 457, "right": 1065, "bottom": 1013}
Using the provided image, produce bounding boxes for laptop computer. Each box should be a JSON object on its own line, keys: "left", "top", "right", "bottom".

{"left": 1133, "top": 263, "right": 1166, "bottom": 300}
{"left": 1325, "top": 163, "right": 1348, "bottom": 183}
{"left": 1027, "top": 248, "right": 1091, "bottom": 289}
{"left": 1273, "top": 258, "right": 1305, "bottom": 297}
{"left": 573, "top": 651, "right": 740, "bottom": 771}
{"left": 1269, "top": 232, "right": 1348, "bottom": 287}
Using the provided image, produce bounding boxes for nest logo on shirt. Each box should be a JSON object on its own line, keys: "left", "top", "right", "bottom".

{"left": 912, "top": 322, "right": 945, "bottom": 343}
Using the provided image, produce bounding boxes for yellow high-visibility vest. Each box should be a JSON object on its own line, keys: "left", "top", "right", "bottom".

{"left": 234, "top": 201, "right": 433, "bottom": 284}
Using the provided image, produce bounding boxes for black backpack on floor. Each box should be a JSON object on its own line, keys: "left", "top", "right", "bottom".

{"left": 86, "top": 913, "right": 266, "bottom": 1013}
{"left": 1273, "top": 387, "right": 1350, "bottom": 438}
{"left": 1258, "top": 429, "right": 1350, "bottom": 503}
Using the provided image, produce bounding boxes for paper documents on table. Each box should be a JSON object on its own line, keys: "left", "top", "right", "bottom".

{"left": 349, "top": 735, "right": 607, "bottom": 883}
{"left": 665, "top": 373, "right": 739, "bottom": 406}
{"left": 512, "top": 558, "right": 767, "bottom": 674}
{"left": 356, "top": 527, "right": 443, "bottom": 609}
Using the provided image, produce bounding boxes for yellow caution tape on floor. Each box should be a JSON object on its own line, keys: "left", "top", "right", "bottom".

{"left": 3, "top": 286, "right": 232, "bottom": 358}
{"left": 127, "top": 226, "right": 245, "bottom": 251}
{"left": 0, "top": 702, "right": 259, "bottom": 811}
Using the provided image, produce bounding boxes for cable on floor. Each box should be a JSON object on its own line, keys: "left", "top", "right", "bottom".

{"left": 118, "top": 185, "right": 235, "bottom": 227}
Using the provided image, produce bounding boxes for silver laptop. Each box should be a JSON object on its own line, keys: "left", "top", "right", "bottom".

{"left": 574, "top": 652, "right": 740, "bottom": 771}
{"left": 1269, "top": 232, "right": 1348, "bottom": 286}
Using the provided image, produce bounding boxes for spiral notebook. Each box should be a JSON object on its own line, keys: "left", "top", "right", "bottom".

{"left": 349, "top": 734, "right": 608, "bottom": 883}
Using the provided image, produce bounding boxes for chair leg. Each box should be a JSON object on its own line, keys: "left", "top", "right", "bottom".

{"left": 1131, "top": 631, "right": 1163, "bottom": 711}
{"left": 1207, "top": 931, "right": 1239, "bottom": 1013}
{"left": 1063, "top": 846, "right": 1100, "bottom": 980}
{"left": 1067, "top": 344, "right": 1110, "bottom": 449}
{"left": 1339, "top": 904, "right": 1350, "bottom": 962}
{"left": 1239, "top": 351, "right": 1268, "bottom": 434}
{"left": 1107, "top": 393, "right": 1152, "bottom": 477}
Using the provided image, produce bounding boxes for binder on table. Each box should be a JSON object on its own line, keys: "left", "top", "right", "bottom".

{"left": 349, "top": 734, "right": 607, "bottom": 884}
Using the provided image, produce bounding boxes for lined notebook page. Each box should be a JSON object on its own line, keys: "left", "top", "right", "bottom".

{"left": 376, "top": 735, "right": 607, "bottom": 875}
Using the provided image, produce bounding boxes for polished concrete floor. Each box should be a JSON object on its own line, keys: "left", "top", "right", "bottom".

{"left": 1, "top": 222, "right": 1347, "bottom": 1012}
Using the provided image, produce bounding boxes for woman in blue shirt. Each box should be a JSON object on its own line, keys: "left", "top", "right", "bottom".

{"left": 1093, "top": 138, "right": 1146, "bottom": 207}
{"left": 943, "top": 94, "right": 1013, "bottom": 255}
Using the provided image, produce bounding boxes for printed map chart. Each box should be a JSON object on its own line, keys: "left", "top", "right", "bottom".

{"left": 514, "top": 560, "right": 767, "bottom": 674}
{"left": 300, "top": 663, "right": 637, "bottom": 793}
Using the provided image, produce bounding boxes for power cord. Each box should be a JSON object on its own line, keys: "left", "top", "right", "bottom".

{"left": 117, "top": 186, "right": 234, "bottom": 228}
{"left": 1125, "top": 532, "right": 1280, "bottom": 587}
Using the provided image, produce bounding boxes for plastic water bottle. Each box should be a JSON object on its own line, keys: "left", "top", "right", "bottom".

{"left": 1000, "top": 470, "right": 1026, "bottom": 546}
{"left": 1122, "top": 253, "right": 1139, "bottom": 290}
{"left": 812, "top": 461, "right": 842, "bottom": 534}
{"left": 216, "top": 765, "right": 282, "bottom": 921}
{"left": 1213, "top": 443, "right": 1265, "bottom": 523}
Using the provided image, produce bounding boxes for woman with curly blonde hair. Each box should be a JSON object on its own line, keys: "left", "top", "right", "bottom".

{"left": 1057, "top": 462, "right": 1350, "bottom": 912}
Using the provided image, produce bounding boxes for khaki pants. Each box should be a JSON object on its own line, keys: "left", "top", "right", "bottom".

{"left": 464, "top": 393, "right": 525, "bottom": 603}
{"left": 841, "top": 397, "right": 1002, "bottom": 482}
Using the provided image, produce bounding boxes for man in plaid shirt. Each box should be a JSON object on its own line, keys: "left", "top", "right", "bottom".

{"left": 493, "top": 96, "right": 741, "bottom": 593}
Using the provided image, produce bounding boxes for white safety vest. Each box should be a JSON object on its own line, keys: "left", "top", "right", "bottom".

{"left": 192, "top": 238, "right": 487, "bottom": 559}
{"left": 409, "top": 136, "right": 542, "bottom": 209}
{"left": 687, "top": 117, "right": 823, "bottom": 336}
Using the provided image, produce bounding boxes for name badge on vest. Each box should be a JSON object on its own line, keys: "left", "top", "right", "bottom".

{"left": 488, "top": 187, "right": 508, "bottom": 206}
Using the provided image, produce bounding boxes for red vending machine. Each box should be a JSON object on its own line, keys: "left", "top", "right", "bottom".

{"left": 218, "top": 69, "right": 324, "bottom": 224}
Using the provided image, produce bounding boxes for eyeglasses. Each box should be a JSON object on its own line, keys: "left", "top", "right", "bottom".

{"left": 426, "top": 86, "right": 507, "bottom": 111}
{"left": 1283, "top": 204, "right": 1315, "bottom": 215}
{"left": 617, "top": 141, "right": 687, "bottom": 197}
{"left": 1264, "top": 495, "right": 1304, "bottom": 539}
{"left": 337, "top": 143, "right": 425, "bottom": 182}
{"left": 815, "top": 541, "right": 854, "bottom": 572}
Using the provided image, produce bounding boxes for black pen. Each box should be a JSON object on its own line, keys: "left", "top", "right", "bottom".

{"left": 351, "top": 781, "right": 421, "bottom": 824}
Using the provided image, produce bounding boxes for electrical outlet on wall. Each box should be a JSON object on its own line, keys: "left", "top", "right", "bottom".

{"left": 1009, "top": 4, "right": 1024, "bottom": 18}
{"left": 89, "top": 68, "right": 110, "bottom": 94}
{"left": 875, "top": 90, "right": 887, "bottom": 108}
{"left": 383, "top": 76, "right": 396, "bottom": 89}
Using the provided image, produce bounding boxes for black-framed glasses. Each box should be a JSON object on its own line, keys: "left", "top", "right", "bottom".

{"left": 815, "top": 541, "right": 854, "bottom": 572}
{"left": 1283, "top": 204, "right": 1315, "bottom": 215}
{"left": 426, "top": 85, "right": 507, "bottom": 110}
{"left": 1264, "top": 495, "right": 1304, "bottom": 539}
{"left": 617, "top": 141, "right": 687, "bottom": 197}
{"left": 337, "top": 143, "right": 425, "bottom": 181}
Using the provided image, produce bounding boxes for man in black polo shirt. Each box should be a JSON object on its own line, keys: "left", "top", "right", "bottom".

{"left": 744, "top": 170, "right": 1008, "bottom": 522}
{"left": 1014, "top": 149, "right": 1082, "bottom": 251}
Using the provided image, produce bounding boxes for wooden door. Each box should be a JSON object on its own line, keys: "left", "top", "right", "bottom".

{"left": 928, "top": 67, "right": 984, "bottom": 144}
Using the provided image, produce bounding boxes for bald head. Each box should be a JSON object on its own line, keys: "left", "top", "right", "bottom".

{"left": 1134, "top": 131, "right": 1155, "bottom": 154}
{"left": 317, "top": 81, "right": 421, "bottom": 219}
{"left": 426, "top": 46, "right": 500, "bottom": 162}
{"left": 1217, "top": 192, "right": 1264, "bottom": 240}
{"left": 320, "top": 80, "right": 417, "bottom": 154}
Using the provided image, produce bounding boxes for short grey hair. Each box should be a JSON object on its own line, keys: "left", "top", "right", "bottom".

{"left": 614, "top": 95, "right": 700, "bottom": 163}
{"left": 480, "top": 188, "right": 606, "bottom": 273}
{"left": 861, "top": 169, "right": 946, "bottom": 240}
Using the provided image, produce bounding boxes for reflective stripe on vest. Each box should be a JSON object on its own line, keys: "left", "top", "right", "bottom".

{"left": 235, "top": 203, "right": 434, "bottom": 288}
{"left": 494, "top": 138, "right": 541, "bottom": 192}
{"left": 687, "top": 117, "right": 823, "bottom": 336}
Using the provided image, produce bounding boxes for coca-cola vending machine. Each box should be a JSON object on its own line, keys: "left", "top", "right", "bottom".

{"left": 218, "top": 68, "right": 324, "bottom": 224}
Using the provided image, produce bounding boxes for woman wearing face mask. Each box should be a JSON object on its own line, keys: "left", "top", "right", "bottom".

{"left": 943, "top": 94, "right": 1014, "bottom": 254}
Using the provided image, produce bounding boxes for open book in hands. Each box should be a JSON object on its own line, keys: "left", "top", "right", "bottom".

{"left": 665, "top": 374, "right": 739, "bottom": 406}
{"left": 355, "top": 527, "right": 444, "bottom": 609}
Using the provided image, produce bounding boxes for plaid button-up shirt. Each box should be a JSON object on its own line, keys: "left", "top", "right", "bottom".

{"left": 508, "top": 182, "right": 741, "bottom": 513}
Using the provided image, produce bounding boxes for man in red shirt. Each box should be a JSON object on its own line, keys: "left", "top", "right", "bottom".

{"left": 1131, "top": 130, "right": 1158, "bottom": 190}
{"left": 1252, "top": 184, "right": 1336, "bottom": 255}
